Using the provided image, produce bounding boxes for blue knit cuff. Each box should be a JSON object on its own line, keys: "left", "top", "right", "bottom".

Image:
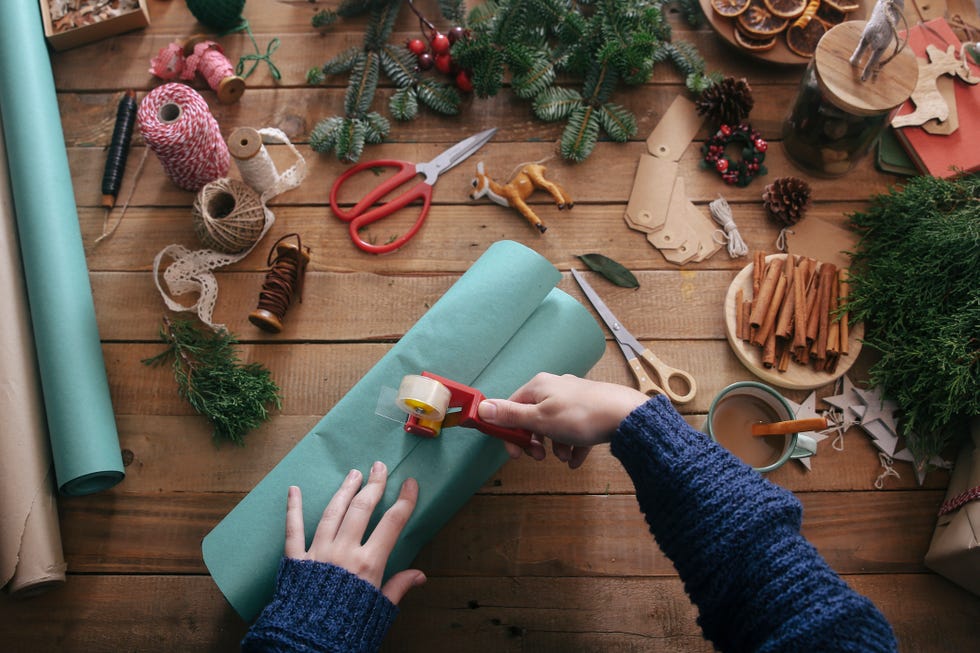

{"left": 242, "top": 557, "right": 397, "bottom": 653}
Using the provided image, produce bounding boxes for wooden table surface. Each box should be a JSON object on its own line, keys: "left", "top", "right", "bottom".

{"left": 2, "top": 1, "right": 979, "bottom": 651}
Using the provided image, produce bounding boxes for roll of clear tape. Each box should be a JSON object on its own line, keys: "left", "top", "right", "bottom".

{"left": 395, "top": 375, "right": 451, "bottom": 420}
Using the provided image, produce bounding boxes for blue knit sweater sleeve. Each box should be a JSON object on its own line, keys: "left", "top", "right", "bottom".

{"left": 241, "top": 557, "right": 397, "bottom": 653}
{"left": 612, "top": 395, "right": 897, "bottom": 653}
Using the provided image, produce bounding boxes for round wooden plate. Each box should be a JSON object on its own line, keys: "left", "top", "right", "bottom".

{"left": 698, "top": 0, "right": 869, "bottom": 66}
{"left": 724, "top": 254, "right": 863, "bottom": 389}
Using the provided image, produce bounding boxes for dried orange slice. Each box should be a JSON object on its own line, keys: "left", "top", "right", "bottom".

{"left": 712, "top": 0, "right": 751, "bottom": 17}
{"left": 762, "top": 0, "right": 808, "bottom": 19}
{"left": 737, "top": 0, "right": 790, "bottom": 37}
{"left": 822, "top": 0, "right": 861, "bottom": 12}
{"left": 786, "top": 16, "right": 826, "bottom": 57}
{"left": 816, "top": 3, "right": 848, "bottom": 25}
{"left": 734, "top": 25, "right": 778, "bottom": 52}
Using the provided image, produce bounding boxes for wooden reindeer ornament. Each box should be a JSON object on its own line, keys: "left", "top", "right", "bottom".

{"left": 469, "top": 161, "right": 573, "bottom": 233}
{"left": 891, "top": 43, "right": 980, "bottom": 129}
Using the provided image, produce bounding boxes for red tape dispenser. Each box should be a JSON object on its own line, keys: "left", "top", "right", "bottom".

{"left": 395, "top": 372, "right": 532, "bottom": 448}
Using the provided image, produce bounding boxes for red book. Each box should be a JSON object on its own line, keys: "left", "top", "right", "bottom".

{"left": 892, "top": 18, "right": 980, "bottom": 178}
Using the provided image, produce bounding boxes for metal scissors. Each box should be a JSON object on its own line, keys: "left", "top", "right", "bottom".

{"left": 571, "top": 268, "right": 697, "bottom": 404}
{"left": 329, "top": 128, "right": 497, "bottom": 254}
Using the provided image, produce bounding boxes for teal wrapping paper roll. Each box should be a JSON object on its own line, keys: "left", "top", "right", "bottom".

{"left": 203, "top": 241, "right": 606, "bottom": 620}
{"left": 0, "top": 2, "right": 124, "bottom": 495}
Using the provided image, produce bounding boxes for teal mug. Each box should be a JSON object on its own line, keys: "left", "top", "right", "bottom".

{"left": 706, "top": 381, "right": 817, "bottom": 473}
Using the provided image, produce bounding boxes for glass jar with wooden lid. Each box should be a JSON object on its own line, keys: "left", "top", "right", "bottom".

{"left": 782, "top": 20, "right": 918, "bottom": 177}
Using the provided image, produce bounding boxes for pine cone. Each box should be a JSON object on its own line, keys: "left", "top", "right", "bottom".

{"left": 763, "top": 177, "right": 812, "bottom": 226}
{"left": 695, "top": 77, "right": 754, "bottom": 127}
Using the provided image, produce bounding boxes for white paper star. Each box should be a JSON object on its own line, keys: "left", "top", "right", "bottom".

{"left": 861, "top": 419, "right": 900, "bottom": 457}
{"left": 786, "top": 391, "right": 830, "bottom": 470}
{"left": 853, "top": 387, "right": 901, "bottom": 430}
{"left": 823, "top": 375, "right": 866, "bottom": 425}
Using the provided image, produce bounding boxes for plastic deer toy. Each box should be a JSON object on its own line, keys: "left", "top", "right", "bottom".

{"left": 850, "top": 0, "right": 905, "bottom": 81}
{"left": 469, "top": 161, "right": 573, "bottom": 233}
{"left": 890, "top": 43, "right": 980, "bottom": 129}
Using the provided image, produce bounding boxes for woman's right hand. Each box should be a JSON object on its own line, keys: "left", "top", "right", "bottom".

{"left": 478, "top": 373, "right": 648, "bottom": 469}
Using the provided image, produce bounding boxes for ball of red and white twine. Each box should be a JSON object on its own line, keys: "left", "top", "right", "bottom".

{"left": 137, "top": 83, "right": 230, "bottom": 192}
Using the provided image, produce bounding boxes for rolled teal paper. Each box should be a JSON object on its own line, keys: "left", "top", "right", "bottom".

{"left": 0, "top": 2, "right": 124, "bottom": 495}
{"left": 203, "top": 241, "right": 606, "bottom": 620}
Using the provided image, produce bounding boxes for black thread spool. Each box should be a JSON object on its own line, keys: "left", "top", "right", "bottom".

{"left": 249, "top": 234, "right": 311, "bottom": 333}
{"left": 101, "top": 90, "right": 137, "bottom": 209}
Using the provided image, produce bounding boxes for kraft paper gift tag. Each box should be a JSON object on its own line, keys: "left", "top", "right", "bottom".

{"left": 624, "top": 95, "right": 721, "bottom": 264}
{"left": 925, "top": 416, "right": 980, "bottom": 598}
{"left": 203, "top": 241, "right": 607, "bottom": 621}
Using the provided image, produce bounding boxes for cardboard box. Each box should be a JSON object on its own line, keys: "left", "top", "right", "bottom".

{"left": 40, "top": 1, "right": 149, "bottom": 51}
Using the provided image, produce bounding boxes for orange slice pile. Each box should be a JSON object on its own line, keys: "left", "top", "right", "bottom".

{"left": 712, "top": 0, "right": 861, "bottom": 58}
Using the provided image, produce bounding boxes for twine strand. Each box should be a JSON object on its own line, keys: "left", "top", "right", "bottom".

{"left": 192, "top": 178, "right": 265, "bottom": 254}
{"left": 249, "top": 233, "right": 311, "bottom": 333}
{"left": 137, "top": 83, "right": 230, "bottom": 192}
{"left": 708, "top": 196, "right": 748, "bottom": 258}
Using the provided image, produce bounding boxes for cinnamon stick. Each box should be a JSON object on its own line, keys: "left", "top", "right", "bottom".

{"left": 753, "top": 273, "right": 787, "bottom": 347}
{"left": 804, "top": 266, "right": 822, "bottom": 346}
{"left": 774, "top": 255, "right": 797, "bottom": 339}
{"left": 762, "top": 328, "right": 777, "bottom": 368}
{"left": 812, "top": 262, "right": 838, "bottom": 362}
{"left": 749, "top": 257, "right": 784, "bottom": 328}
{"left": 791, "top": 258, "right": 810, "bottom": 353}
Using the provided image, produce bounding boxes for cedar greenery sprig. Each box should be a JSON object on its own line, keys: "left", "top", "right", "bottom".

{"left": 142, "top": 317, "right": 282, "bottom": 446}
{"left": 844, "top": 175, "right": 980, "bottom": 466}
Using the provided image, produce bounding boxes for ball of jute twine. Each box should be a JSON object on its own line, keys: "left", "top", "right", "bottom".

{"left": 192, "top": 177, "right": 265, "bottom": 254}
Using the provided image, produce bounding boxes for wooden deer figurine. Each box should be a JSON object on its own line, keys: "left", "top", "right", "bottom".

{"left": 890, "top": 43, "right": 980, "bottom": 129}
{"left": 470, "top": 161, "right": 573, "bottom": 233}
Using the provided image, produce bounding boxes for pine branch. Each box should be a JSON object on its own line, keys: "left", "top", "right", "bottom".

{"left": 142, "top": 318, "right": 281, "bottom": 446}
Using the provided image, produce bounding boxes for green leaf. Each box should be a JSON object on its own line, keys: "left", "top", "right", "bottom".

{"left": 363, "top": 112, "right": 390, "bottom": 144}
{"left": 576, "top": 254, "right": 639, "bottom": 288}
{"left": 336, "top": 117, "right": 368, "bottom": 162}
{"left": 309, "top": 116, "right": 344, "bottom": 153}
{"left": 345, "top": 51, "right": 380, "bottom": 116}
{"left": 512, "top": 50, "right": 557, "bottom": 99}
{"left": 380, "top": 45, "right": 418, "bottom": 88}
{"left": 416, "top": 78, "right": 462, "bottom": 115}
{"left": 318, "top": 46, "right": 361, "bottom": 78}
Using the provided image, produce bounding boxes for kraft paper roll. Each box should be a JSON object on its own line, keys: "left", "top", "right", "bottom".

{"left": 203, "top": 240, "right": 607, "bottom": 620}
{"left": 0, "top": 115, "right": 67, "bottom": 597}
{"left": 0, "top": 2, "right": 124, "bottom": 495}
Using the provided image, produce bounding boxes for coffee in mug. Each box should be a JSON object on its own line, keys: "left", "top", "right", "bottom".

{"left": 706, "top": 382, "right": 817, "bottom": 473}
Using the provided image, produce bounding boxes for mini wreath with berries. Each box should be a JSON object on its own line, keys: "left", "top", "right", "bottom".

{"left": 700, "top": 123, "right": 768, "bottom": 187}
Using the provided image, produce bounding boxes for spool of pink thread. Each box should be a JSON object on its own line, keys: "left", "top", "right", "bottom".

{"left": 138, "top": 83, "right": 231, "bottom": 192}
{"left": 149, "top": 36, "right": 245, "bottom": 104}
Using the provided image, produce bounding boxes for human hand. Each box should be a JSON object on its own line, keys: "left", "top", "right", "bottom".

{"left": 284, "top": 461, "right": 425, "bottom": 605}
{"left": 478, "top": 373, "right": 648, "bottom": 469}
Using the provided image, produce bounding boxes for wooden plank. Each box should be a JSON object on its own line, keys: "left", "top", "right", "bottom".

{"left": 103, "top": 340, "right": 786, "bottom": 416}
{"left": 110, "top": 410, "right": 947, "bottom": 495}
{"left": 67, "top": 139, "right": 899, "bottom": 209}
{"left": 56, "top": 490, "right": 943, "bottom": 575}
{"left": 1, "top": 574, "right": 975, "bottom": 652}
{"left": 90, "top": 270, "right": 741, "bottom": 341}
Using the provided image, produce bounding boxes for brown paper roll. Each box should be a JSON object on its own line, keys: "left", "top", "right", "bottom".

{"left": 0, "top": 113, "right": 66, "bottom": 597}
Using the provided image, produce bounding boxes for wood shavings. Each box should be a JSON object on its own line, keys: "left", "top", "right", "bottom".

{"left": 50, "top": 0, "right": 139, "bottom": 33}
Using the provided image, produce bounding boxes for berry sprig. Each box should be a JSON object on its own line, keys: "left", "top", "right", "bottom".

{"left": 405, "top": 0, "right": 472, "bottom": 92}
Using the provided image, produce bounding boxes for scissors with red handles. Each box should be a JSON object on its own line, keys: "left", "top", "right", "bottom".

{"left": 330, "top": 128, "right": 497, "bottom": 254}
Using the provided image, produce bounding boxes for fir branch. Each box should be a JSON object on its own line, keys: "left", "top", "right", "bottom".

{"left": 142, "top": 318, "right": 281, "bottom": 446}
{"left": 845, "top": 175, "right": 980, "bottom": 465}
{"left": 389, "top": 87, "right": 420, "bottom": 120}
{"left": 561, "top": 104, "right": 601, "bottom": 162}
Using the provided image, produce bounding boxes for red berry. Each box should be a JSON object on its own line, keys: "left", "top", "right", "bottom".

{"left": 434, "top": 53, "right": 453, "bottom": 74}
{"left": 448, "top": 26, "right": 466, "bottom": 44}
{"left": 755, "top": 139, "right": 768, "bottom": 152}
{"left": 455, "top": 69, "right": 473, "bottom": 92}
{"left": 407, "top": 39, "right": 427, "bottom": 56}
{"left": 417, "top": 52, "right": 434, "bottom": 71}
{"left": 431, "top": 32, "right": 451, "bottom": 55}
{"left": 715, "top": 158, "right": 729, "bottom": 173}
{"left": 720, "top": 124, "right": 732, "bottom": 137}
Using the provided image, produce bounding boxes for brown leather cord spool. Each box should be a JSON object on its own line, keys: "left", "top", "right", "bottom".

{"left": 248, "top": 233, "right": 311, "bottom": 333}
